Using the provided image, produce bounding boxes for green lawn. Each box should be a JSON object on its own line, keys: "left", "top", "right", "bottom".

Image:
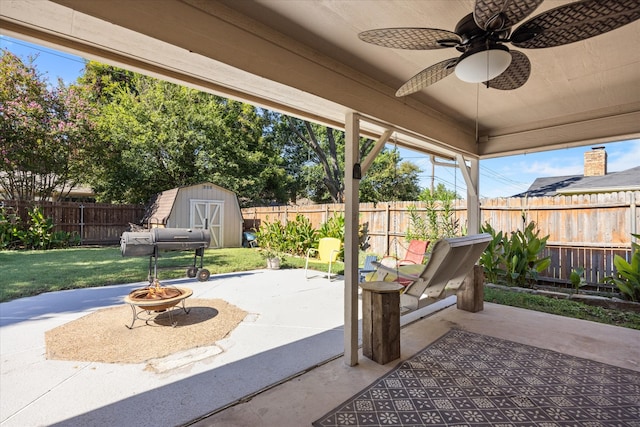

{"left": 0, "top": 247, "right": 341, "bottom": 303}
{"left": 2, "top": 248, "right": 638, "bottom": 331}
{"left": 484, "top": 286, "right": 640, "bottom": 330}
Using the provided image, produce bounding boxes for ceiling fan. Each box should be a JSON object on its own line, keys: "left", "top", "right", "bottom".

{"left": 358, "top": 0, "right": 640, "bottom": 95}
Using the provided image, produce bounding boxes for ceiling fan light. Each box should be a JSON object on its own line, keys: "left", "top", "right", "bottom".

{"left": 455, "top": 46, "right": 511, "bottom": 83}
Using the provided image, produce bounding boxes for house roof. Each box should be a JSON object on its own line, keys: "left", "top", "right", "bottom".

{"left": 514, "top": 165, "right": 640, "bottom": 197}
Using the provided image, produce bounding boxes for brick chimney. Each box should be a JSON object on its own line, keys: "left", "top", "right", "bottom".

{"left": 584, "top": 146, "right": 607, "bottom": 176}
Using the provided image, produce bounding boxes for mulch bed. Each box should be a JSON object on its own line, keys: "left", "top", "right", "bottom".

{"left": 45, "top": 298, "right": 247, "bottom": 364}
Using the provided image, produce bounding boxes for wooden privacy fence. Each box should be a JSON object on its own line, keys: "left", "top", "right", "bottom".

{"left": 541, "top": 244, "right": 630, "bottom": 287}
{"left": 242, "top": 191, "right": 639, "bottom": 284}
{"left": 1, "top": 200, "right": 146, "bottom": 245}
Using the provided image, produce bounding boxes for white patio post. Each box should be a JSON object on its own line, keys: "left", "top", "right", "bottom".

{"left": 344, "top": 111, "right": 360, "bottom": 366}
{"left": 457, "top": 154, "right": 481, "bottom": 234}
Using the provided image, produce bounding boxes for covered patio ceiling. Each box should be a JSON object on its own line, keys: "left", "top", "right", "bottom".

{"left": 2, "top": 0, "right": 639, "bottom": 366}
{"left": 2, "top": 0, "right": 639, "bottom": 160}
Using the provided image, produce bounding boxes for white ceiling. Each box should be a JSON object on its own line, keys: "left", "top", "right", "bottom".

{"left": 2, "top": 0, "right": 639, "bottom": 159}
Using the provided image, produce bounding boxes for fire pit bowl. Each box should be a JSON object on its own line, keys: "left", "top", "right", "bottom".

{"left": 124, "top": 282, "right": 193, "bottom": 328}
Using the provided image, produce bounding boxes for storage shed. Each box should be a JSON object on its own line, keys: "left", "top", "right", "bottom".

{"left": 143, "top": 183, "right": 243, "bottom": 248}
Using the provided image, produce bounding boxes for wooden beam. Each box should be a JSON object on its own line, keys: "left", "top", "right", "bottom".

{"left": 361, "top": 129, "right": 392, "bottom": 176}
{"left": 478, "top": 109, "right": 640, "bottom": 158}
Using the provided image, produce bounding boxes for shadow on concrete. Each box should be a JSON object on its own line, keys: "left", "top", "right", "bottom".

{"left": 49, "top": 325, "right": 347, "bottom": 427}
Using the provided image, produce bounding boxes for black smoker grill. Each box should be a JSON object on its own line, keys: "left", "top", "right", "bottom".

{"left": 120, "top": 228, "right": 211, "bottom": 282}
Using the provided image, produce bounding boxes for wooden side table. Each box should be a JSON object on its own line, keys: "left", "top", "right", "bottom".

{"left": 360, "top": 281, "right": 404, "bottom": 365}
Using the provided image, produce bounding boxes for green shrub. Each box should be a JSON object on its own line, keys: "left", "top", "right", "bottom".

{"left": 503, "top": 221, "right": 551, "bottom": 287}
{"left": 406, "top": 199, "right": 460, "bottom": 244}
{"left": 23, "top": 207, "right": 55, "bottom": 249}
{"left": 480, "top": 221, "right": 551, "bottom": 288}
{"left": 603, "top": 234, "right": 640, "bottom": 302}
{"left": 406, "top": 204, "right": 431, "bottom": 242}
{"left": 318, "top": 213, "right": 344, "bottom": 240}
{"left": 0, "top": 207, "right": 24, "bottom": 249}
{"left": 283, "top": 214, "right": 317, "bottom": 257}
{"left": 0, "top": 206, "right": 77, "bottom": 250}
{"left": 255, "top": 214, "right": 319, "bottom": 258}
{"left": 570, "top": 267, "right": 586, "bottom": 294}
{"left": 479, "top": 223, "right": 504, "bottom": 284}
{"left": 255, "top": 216, "right": 286, "bottom": 257}
{"left": 256, "top": 213, "right": 347, "bottom": 259}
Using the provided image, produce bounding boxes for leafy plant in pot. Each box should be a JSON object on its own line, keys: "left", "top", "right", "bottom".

{"left": 255, "top": 217, "right": 285, "bottom": 270}
{"left": 262, "top": 247, "right": 281, "bottom": 270}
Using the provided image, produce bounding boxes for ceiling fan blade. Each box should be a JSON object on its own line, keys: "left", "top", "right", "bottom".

{"left": 511, "top": 0, "right": 640, "bottom": 49}
{"left": 358, "top": 28, "right": 461, "bottom": 50}
{"left": 396, "top": 58, "right": 458, "bottom": 96}
{"left": 474, "top": 0, "right": 543, "bottom": 31}
{"left": 486, "top": 50, "right": 531, "bottom": 90}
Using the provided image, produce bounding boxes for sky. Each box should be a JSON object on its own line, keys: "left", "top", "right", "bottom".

{"left": 2, "top": 35, "right": 638, "bottom": 199}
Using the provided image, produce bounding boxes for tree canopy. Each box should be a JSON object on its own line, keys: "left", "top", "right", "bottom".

{"left": 359, "top": 149, "right": 421, "bottom": 202}
{"left": 0, "top": 50, "right": 97, "bottom": 201}
{"left": 3, "top": 57, "right": 429, "bottom": 206}
{"left": 419, "top": 183, "right": 459, "bottom": 201}
{"left": 285, "top": 118, "right": 419, "bottom": 204}
{"left": 80, "top": 62, "right": 290, "bottom": 205}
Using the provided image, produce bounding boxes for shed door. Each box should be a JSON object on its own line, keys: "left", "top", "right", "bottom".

{"left": 190, "top": 200, "right": 223, "bottom": 248}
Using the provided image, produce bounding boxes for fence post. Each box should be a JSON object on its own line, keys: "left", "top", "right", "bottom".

{"left": 385, "top": 204, "right": 390, "bottom": 255}
{"left": 631, "top": 192, "right": 637, "bottom": 238}
{"left": 79, "top": 204, "right": 84, "bottom": 245}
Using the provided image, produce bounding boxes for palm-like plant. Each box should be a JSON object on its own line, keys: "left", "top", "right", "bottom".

{"left": 479, "top": 221, "right": 550, "bottom": 288}
{"left": 604, "top": 234, "right": 640, "bottom": 302}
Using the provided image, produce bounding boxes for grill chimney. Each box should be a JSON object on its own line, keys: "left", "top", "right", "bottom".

{"left": 584, "top": 147, "right": 607, "bottom": 177}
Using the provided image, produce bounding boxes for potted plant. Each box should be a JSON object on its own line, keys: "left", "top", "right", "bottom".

{"left": 263, "top": 247, "right": 281, "bottom": 270}
{"left": 254, "top": 217, "right": 286, "bottom": 270}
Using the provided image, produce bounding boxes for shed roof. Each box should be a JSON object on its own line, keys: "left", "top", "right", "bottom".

{"left": 143, "top": 182, "right": 239, "bottom": 225}
{"left": 143, "top": 187, "right": 179, "bottom": 225}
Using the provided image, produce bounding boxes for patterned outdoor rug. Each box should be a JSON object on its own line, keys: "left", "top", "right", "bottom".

{"left": 313, "top": 329, "right": 640, "bottom": 426}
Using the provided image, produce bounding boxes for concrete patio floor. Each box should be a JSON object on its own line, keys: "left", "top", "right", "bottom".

{"left": 194, "top": 300, "right": 640, "bottom": 426}
{"left": 1, "top": 268, "right": 638, "bottom": 426}
{"left": 1, "top": 269, "right": 353, "bottom": 426}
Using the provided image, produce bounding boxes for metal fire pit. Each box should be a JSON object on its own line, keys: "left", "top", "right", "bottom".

{"left": 123, "top": 280, "right": 193, "bottom": 328}
{"left": 120, "top": 228, "right": 211, "bottom": 282}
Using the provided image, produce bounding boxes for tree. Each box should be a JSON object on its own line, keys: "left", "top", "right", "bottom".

{"left": 81, "top": 63, "right": 289, "bottom": 205}
{"left": 286, "top": 119, "right": 346, "bottom": 203}
{"left": 264, "top": 113, "right": 309, "bottom": 203}
{"left": 359, "top": 149, "right": 421, "bottom": 202}
{"left": 0, "top": 50, "right": 97, "bottom": 201}
{"left": 73, "top": 62, "right": 422, "bottom": 206}
{"left": 418, "top": 183, "right": 459, "bottom": 201}
{"left": 285, "top": 117, "right": 423, "bottom": 204}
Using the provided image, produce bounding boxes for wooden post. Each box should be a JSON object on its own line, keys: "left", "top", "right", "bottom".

{"left": 457, "top": 265, "right": 484, "bottom": 312}
{"left": 343, "top": 112, "right": 360, "bottom": 367}
{"left": 361, "top": 281, "right": 404, "bottom": 365}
